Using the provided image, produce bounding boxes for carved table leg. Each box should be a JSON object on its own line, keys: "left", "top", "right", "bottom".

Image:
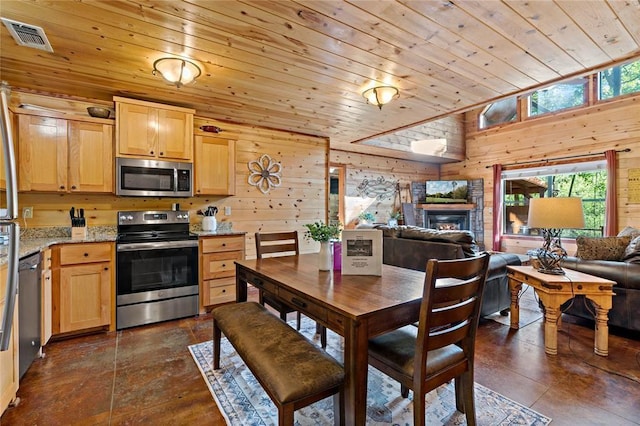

{"left": 509, "top": 279, "right": 522, "bottom": 329}
{"left": 594, "top": 304, "right": 610, "bottom": 357}
{"left": 543, "top": 305, "right": 560, "bottom": 355}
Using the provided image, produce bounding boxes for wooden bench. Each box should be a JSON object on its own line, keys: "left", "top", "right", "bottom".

{"left": 212, "top": 302, "right": 345, "bottom": 426}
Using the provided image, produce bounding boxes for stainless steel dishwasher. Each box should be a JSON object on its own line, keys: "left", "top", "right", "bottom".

{"left": 18, "top": 252, "right": 41, "bottom": 379}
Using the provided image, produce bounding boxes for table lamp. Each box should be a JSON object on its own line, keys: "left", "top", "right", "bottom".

{"left": 527, "top": 197, "right": 585, "bottom": 275}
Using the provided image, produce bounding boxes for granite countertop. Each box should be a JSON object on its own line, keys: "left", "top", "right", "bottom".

{"left": 15, "top": 226, "right": 118, "bottom": 260}
{"left": 1, "top": 225, "right": 246, "bottom": 265}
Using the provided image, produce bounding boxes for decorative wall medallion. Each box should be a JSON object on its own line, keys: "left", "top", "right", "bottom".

{"left": 356, "top": 176, "right": 398, "bottom": 200}
{"left": 248, "top": 154, "right": 282, "bottom": 194}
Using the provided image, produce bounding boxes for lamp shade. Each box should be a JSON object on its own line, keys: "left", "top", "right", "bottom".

{"left": 527, "top": 197, "right": 585, "bottom": 229}
{"left": 362, "top": 86, "right": 399, "bottom": 109}
{"left": 153, "top": 57, "right": 201, "bottom": 88}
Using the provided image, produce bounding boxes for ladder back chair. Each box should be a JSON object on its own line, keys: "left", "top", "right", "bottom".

{"left": 367, "top": 253, "right": 491, "bottom": 426}
{"left": 254, "top": 231, "right": 327, "bottom": 348}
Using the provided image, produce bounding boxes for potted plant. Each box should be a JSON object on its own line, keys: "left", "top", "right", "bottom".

{"left": 358, "top": 211, "right": 376, "bottom": 225}
{"left": 304, "top": 222, "right": 342, "bottom": 270}
{"left": 388, "top": 211, "right": 402, "bottom": 227}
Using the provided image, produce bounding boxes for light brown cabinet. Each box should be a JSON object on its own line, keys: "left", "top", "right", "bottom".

{"left": 41, "top": 248, "right": 52, "bottom": 346}
{"left": 115, "top": 97, "right": 194, "bottom": 161}
{"left": 17, "top": 113, "right": 113, "bottom": 193}
{"left": 52, "top": 242, "right": 114, "bottom": 335}
{"left": 194, "top": 135, "right": 236, "bottom": 195}
{"left": 0, "top": 264, "right": 19, "bottom": 415}
{"left": 199, "top": 235, "right": 245, "bottom": 312}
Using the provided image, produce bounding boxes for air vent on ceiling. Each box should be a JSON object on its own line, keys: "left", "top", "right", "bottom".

{"left": 1, "top": 17, "right": 53, "bottom": 52}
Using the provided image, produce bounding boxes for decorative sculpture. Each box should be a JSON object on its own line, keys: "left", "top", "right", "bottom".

{"left": 248, "top": 154, "right": 282, "bottom": 194}
{"left": 356, "top": 176, "right": 398, "bottom": 201}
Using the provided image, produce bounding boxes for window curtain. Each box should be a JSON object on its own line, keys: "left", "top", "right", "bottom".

{"left": 492, "top": 164, "right": 502, "bottom": 251}
{"left": 604, "top": 150, "right": 617, "bottom": 236}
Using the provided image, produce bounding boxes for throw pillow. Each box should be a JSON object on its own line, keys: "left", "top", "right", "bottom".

{"left": 623, "top": 235, "right": 640, "bottom": 263}
{"left": 618, "top": 226, "right": 640, "bottom": 239}
{"left": 575, "top": 236, "right": 631, "bottom": 261}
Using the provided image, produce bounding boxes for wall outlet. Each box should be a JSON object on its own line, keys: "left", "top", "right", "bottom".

{"left": 224, "top": 206, "right": 231, "bottom": 216}
{"left": 22, "top": 206, "right": 33, "bottom": 219}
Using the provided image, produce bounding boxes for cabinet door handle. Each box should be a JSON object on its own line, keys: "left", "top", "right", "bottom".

{"left": 221, "top": 289, "right": 226, "bottom": 293}
{"left": 104, "top": 267, "right": 109, "bottom": 271}
{"left": 71, "top": 185, "right": 77, "bottom": 190}
{"left": 150, "top": 150, "right": 154, "bottom": 155}
{"left": 159, "top": 152, "right": 164, "bottom": 156}
{"left": 59, "top": 185, "right": 65, "bottom": 189}
{"left": 84, "top": 253, "right": 89, "bottom": 257}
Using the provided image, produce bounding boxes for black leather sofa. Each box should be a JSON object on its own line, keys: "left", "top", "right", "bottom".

{"left": 560, "top": 257, "right": 640, "bottom": 333}
{"left": 377, "top": 225, "right": 522, "bottom": 317}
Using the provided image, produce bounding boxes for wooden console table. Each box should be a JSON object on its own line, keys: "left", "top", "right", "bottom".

{"left": 507, "top": 265, "right": 616, "bottom": 356}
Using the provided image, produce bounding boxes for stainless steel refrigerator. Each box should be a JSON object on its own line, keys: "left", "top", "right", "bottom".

{"left": 0, "top": 81, "right": 20, "bottom": 353}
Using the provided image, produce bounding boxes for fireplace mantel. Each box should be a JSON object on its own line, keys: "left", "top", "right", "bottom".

{"left": 418, "top": 203, "right": 476, "bottom": 211}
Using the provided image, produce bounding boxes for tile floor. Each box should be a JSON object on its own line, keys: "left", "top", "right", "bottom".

{"left": 2, "top": 286, "right": 640, "bottom": 425}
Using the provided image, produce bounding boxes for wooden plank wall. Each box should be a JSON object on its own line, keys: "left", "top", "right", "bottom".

{"left": 14, "top": 91, "right": 330, "bottom": 258}
{"left": 330, "top": 150, "right": 439, "bottom": 228}
{"left": 441, "top": 94, "right": 640, "bottom": 254}
{"left": 14, "top": 92, "right": 444, "bottom": 258}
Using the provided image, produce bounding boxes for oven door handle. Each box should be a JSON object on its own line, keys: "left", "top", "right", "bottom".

{"left": 117, "top": 240, "right": 198, "bottom": 252}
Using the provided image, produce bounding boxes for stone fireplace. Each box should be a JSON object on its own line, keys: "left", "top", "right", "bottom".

{"left": 409, "top": 179, "right": 485, "bottom": 250}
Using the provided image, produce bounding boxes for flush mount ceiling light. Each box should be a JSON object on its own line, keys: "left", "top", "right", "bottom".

{"left": 152, "top": 57, "right": 201, "bottom": 88}
{"left": 362, "top": 85, "right": 399, "bottom": 109}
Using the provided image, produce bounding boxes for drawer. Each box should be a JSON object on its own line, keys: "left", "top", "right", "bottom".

{"left": 59, "top": 243, "right": 112, "bottom": 265}
{"left": 238, "top": 269, "right": 277, "bottom": 295}
{"left": 278, "top": 287, "right": 327, "bottom": 323}
{"left": 326, "top": 310, "right": 346, "bottom": 335}
{"left": 201, "top": 236, "right": 244, "bottom": 253}
{"left": 204, "top": 277, "right": 236, "bottom": 306}
{"left": 201, "top": 251, "right": 243, "bottom": 280}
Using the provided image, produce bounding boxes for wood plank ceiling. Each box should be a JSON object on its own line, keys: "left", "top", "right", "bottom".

{"left": 1, "top": 0, "right": 639, "bottom": 163}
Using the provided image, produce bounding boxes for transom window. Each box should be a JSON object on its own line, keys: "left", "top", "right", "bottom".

{"left": 599, "top": 60, "right": 640, "bottom": 99}
{"left": 527, "top": 77, "right": 588, "bottom": 117}
{"left": 502, "top": 161, "right": 606, "bottom": 238}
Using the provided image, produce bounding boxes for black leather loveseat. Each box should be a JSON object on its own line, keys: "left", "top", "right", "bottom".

{"left": 376, "top": 225, "right": 522, "bottom": 317}
{"left": 561, "top": 257, "right": 640, "bottom": 333}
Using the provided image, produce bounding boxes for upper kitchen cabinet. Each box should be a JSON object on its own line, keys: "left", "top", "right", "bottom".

{"left": 194, "top": 135, "right": 236, "bottom": 196}
{"left": 114, "top": 97, "right": 194, "bottom": 162}
{"left": 17, "top": 113, "right": 113, "bottom": 193}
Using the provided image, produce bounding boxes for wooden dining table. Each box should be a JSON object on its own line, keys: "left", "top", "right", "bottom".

{"left": 235, "top": 253, "right": 426, "bottom": 425}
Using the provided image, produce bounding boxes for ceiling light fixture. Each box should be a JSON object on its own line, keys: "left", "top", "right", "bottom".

{"left": 152, "top": 57, "right": 201, "bottom": 88}
{"left": 362, "top": 85, "right": 399, "bottom": 109}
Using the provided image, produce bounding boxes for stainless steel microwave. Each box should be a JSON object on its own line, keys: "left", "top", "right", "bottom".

{"left": 116, "top": 157, "right": 193, "bottom": 197}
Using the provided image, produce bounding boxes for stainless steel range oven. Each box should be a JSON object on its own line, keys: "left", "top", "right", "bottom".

{"left": 116, "top": 210, "right": 198, "bottom": 330}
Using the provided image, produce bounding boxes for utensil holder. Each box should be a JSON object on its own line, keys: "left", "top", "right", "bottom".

{"left": 202, "top": 216, "right": 217, "bottom": 232}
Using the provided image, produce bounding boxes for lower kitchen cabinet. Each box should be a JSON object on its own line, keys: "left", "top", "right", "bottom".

{"left": 41, "top": 248, "right": 52, "bottom": 345}
{"left": 199, "top": 234, "right": 245, "bottom": 312}
{"left": 52, "top": 242, "right": 114, "bottom": 335}
{"left": 0, "top": 263, "right": 19, "bottom": 415}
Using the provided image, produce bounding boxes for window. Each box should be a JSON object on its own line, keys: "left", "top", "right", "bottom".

{"left": 502, "top": 161, "right": 606, "bottom": 238}
{"left": 528, "top": 77, "right": 588, "bottom": 117}
{"left": 479, "top": 96, "right": 517, "bottom": 129}
{"left": 599, "top": 59, "right": 640, "bottom": 100}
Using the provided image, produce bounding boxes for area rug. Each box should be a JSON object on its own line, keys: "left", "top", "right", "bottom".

{"left": 189, "top": 318, "right": 551, "bottom": 426}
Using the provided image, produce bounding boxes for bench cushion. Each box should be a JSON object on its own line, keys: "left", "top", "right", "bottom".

{"left": 213, "top": 302, "right": 344, "bottom": 404}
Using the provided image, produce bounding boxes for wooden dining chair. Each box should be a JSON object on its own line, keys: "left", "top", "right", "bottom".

{"left": 254, "top": 231, "right": 327, "bottom": 348}
{"left": 367, "top": 253, "right": 491, "bottom": 426}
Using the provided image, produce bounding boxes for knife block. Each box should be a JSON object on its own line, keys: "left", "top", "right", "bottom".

{"left": 71, "top": 226, "right": 87, "bottom": 240}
